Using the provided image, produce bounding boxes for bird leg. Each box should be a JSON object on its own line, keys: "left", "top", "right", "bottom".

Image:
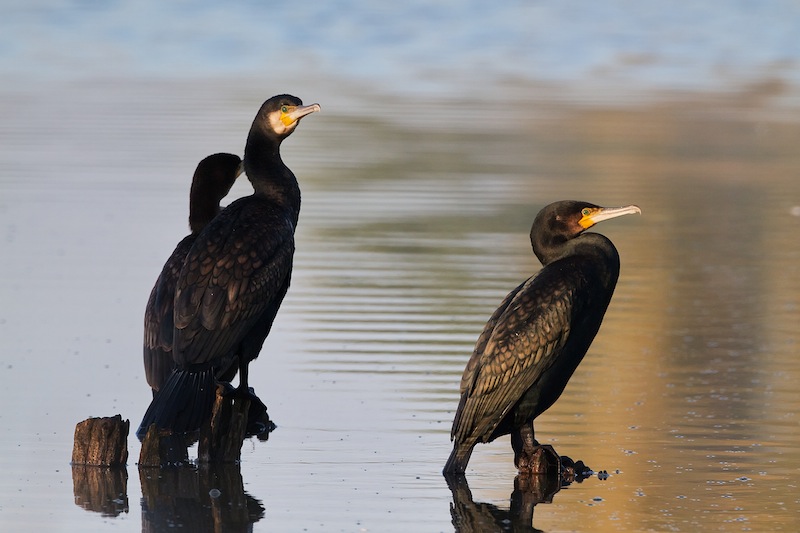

{"left": 222, "top": 359, "right": 273, "bottom": 438}
{"left": 219, "top": 359, "right": 249, "bottom": 399}
{"left": 513, "top": 423, "right": 562, "bottom": 475}
{"left": 237, "top": 358, "right": 249, "bottom": 392}
{"left": 511, "top": 423, "right": 539, "bottom": 470}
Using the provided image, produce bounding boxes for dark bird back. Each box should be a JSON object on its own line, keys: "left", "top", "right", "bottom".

{"left": 137, "top": 95, "right": 320, "bottom": 439}
{"left": 444, "top": 200, "right": 640, "bottom": 474}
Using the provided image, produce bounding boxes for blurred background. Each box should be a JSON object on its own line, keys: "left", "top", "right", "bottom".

{"left": 1, "top": 1, "right": 799, "bottom": 531}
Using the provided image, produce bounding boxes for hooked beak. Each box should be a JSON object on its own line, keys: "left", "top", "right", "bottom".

{"left": 281, "top": 103, "right": 322, "bottom": 126}
{"left": 580, "top": 205, "right": 641, "bottom": 229}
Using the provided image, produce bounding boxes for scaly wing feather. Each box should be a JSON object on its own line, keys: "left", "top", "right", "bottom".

{"left": 452, "top": 263, "right": 590, "bottom": 444}
{"left": 173, "top": 198, "right": 294, "bottom": 368}
{"left": 143, "top": 234, "right": 196, "bottom": 390}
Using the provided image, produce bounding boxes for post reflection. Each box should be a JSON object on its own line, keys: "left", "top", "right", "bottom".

{"left": 71, "top": 462, "right": 264, "bottom": 530}
{"left": 72, "top": 465, "right": 129, "bottom": 517}
{"left": 139, "top": 463, "right": 265, "bottom": 532}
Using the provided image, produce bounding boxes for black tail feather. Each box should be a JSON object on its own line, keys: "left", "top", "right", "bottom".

{"left": 444, "top": 442, "right": 475, "bottom": 475}
{"left": 136, "top": 368, "right": 216, "bottom": 440}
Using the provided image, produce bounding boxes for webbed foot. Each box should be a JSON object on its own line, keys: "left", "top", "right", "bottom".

{"left": 516, "top": 443, "right": 561, "bottom": 475}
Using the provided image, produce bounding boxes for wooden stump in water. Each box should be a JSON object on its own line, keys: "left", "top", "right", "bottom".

{"left": 138, "top": 424, "right": 191, "bottom": 467}
{"left": 137, "top": 385, "right": 256, "bottom": 466}
{"left": 198, "top": 385, "right": 251, "bottom": 463}
{"left": 72, "top": 415, "right": 129, "bottom": 467}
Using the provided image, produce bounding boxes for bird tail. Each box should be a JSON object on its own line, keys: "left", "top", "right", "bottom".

{"left": 443, "top": 442, "right": 475, "bottom": 475}
{"left": 136, "top": 368, "right": 216, "bottom": 440}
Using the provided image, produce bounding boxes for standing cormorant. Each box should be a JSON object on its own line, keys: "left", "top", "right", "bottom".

{"left": 444, "top": 200, "right": 641, "bottom": 474}
{"left": 137, "top": 95, "right": 320, "bottom": 438}
{"left": 143, "top": 153, "right": 243, "bottom": 396}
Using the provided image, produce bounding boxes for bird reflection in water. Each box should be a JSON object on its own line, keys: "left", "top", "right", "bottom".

{"left": 446, "top": 458, "right": 595, "bottom": 533}
{"left": 72, "top": 463, "right": 264, "bottom": 530}
{"left": 139, "top": 464, "right": 265, "bottom": 532}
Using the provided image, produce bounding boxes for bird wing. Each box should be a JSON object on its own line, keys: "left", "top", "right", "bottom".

{"left": 172, "top": 200, "right": 295, "bottom": 368}
{"left": 458, "top": 280, "right": 524, "bottom": 396}
{"left": 143, "top": 235, "right": 196, "bottom": 390}
{"left": 452, "top": 263, "right": 588, "bottom": 443}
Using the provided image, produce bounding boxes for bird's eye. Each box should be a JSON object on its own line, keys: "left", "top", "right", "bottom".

{"left": 281, "top": 105, "right": 288, "bottom": 113}
{"left": 581, "top": 208, "right": 590, "bottom": 216}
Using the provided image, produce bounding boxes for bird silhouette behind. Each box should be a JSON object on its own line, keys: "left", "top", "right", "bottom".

{"left": 143, "top": 153, "right": 244, "bottom": 396}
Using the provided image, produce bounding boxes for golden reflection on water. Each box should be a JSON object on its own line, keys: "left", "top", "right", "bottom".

{"left": 287, "top": 93, "right": 800, "bottom": 530}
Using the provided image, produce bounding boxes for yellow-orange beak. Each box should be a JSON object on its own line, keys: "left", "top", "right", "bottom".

{"left": 280, "top": 103, "right": 322, "bottom": 126}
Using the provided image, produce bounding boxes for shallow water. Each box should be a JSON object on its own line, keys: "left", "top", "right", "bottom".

{"left": 2, "top": 2, "right": 800, "bottom": 532}
{"left": 1, "top": 77, "right": 799, "bottom": 532}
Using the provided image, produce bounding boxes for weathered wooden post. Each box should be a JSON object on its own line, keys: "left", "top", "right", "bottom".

{"left": 198, "top": 385, "right": 251, "bottom": 463}
{"left": 138, "top": 424, "right": 191, "bottom": 467}
{"left": 72, "top": 415, "right": 129, "bottom": 467}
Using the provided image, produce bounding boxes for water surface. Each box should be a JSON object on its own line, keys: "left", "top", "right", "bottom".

{"left": 2, "top": 78, "right": 799, "bottom": 531}
{"left": 1, "top": 2, "right": 800, "bottom": 532}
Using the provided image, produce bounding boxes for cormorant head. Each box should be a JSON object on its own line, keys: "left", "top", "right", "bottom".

{"left": 188, "top": 153, "right": 244, "bottom": 233}
{"left": 192, "top": 153, "right": 243, "bottom": 193}
{"left": 530, "top": 200, "right": 641, "bottom": 264}
{"left": 255, "top": 94, "right": 321, "bottom": 139}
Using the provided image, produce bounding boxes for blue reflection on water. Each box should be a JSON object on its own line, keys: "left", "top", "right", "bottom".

{"left": 1, "top": 0, "right": 799, "bottom": 92}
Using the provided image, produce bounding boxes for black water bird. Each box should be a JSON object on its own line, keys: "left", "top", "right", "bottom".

{"left": 444, "top": 200, "right": 641, "bottom": 474}
{"left": 137, "top": 95, "right": 320, "bottom": 438}
{"left": 143, "top": 153, "right": 244, "bottom": 395}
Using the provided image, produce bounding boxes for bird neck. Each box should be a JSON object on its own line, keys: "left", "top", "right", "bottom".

{"left": 535, "top": 232, "right": 620, "bottom": 272}
{"left": 244, "top": 131, "right": 301, "bottom": 216}
{"left": 187, "top": 177, "right": 225, "bottom": 234}
{"left": 188, "top": 203, "right": 220, "bottom": 234}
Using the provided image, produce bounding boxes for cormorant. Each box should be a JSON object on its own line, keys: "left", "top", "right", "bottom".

{"left": 143, "top": 153, "right": 244, "bottom": 396}
{"left": 444, "top": 200, "right": 641, "bottom": 474}
{"left": 137, "top": 95, "right": 320, "bottom": 439}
